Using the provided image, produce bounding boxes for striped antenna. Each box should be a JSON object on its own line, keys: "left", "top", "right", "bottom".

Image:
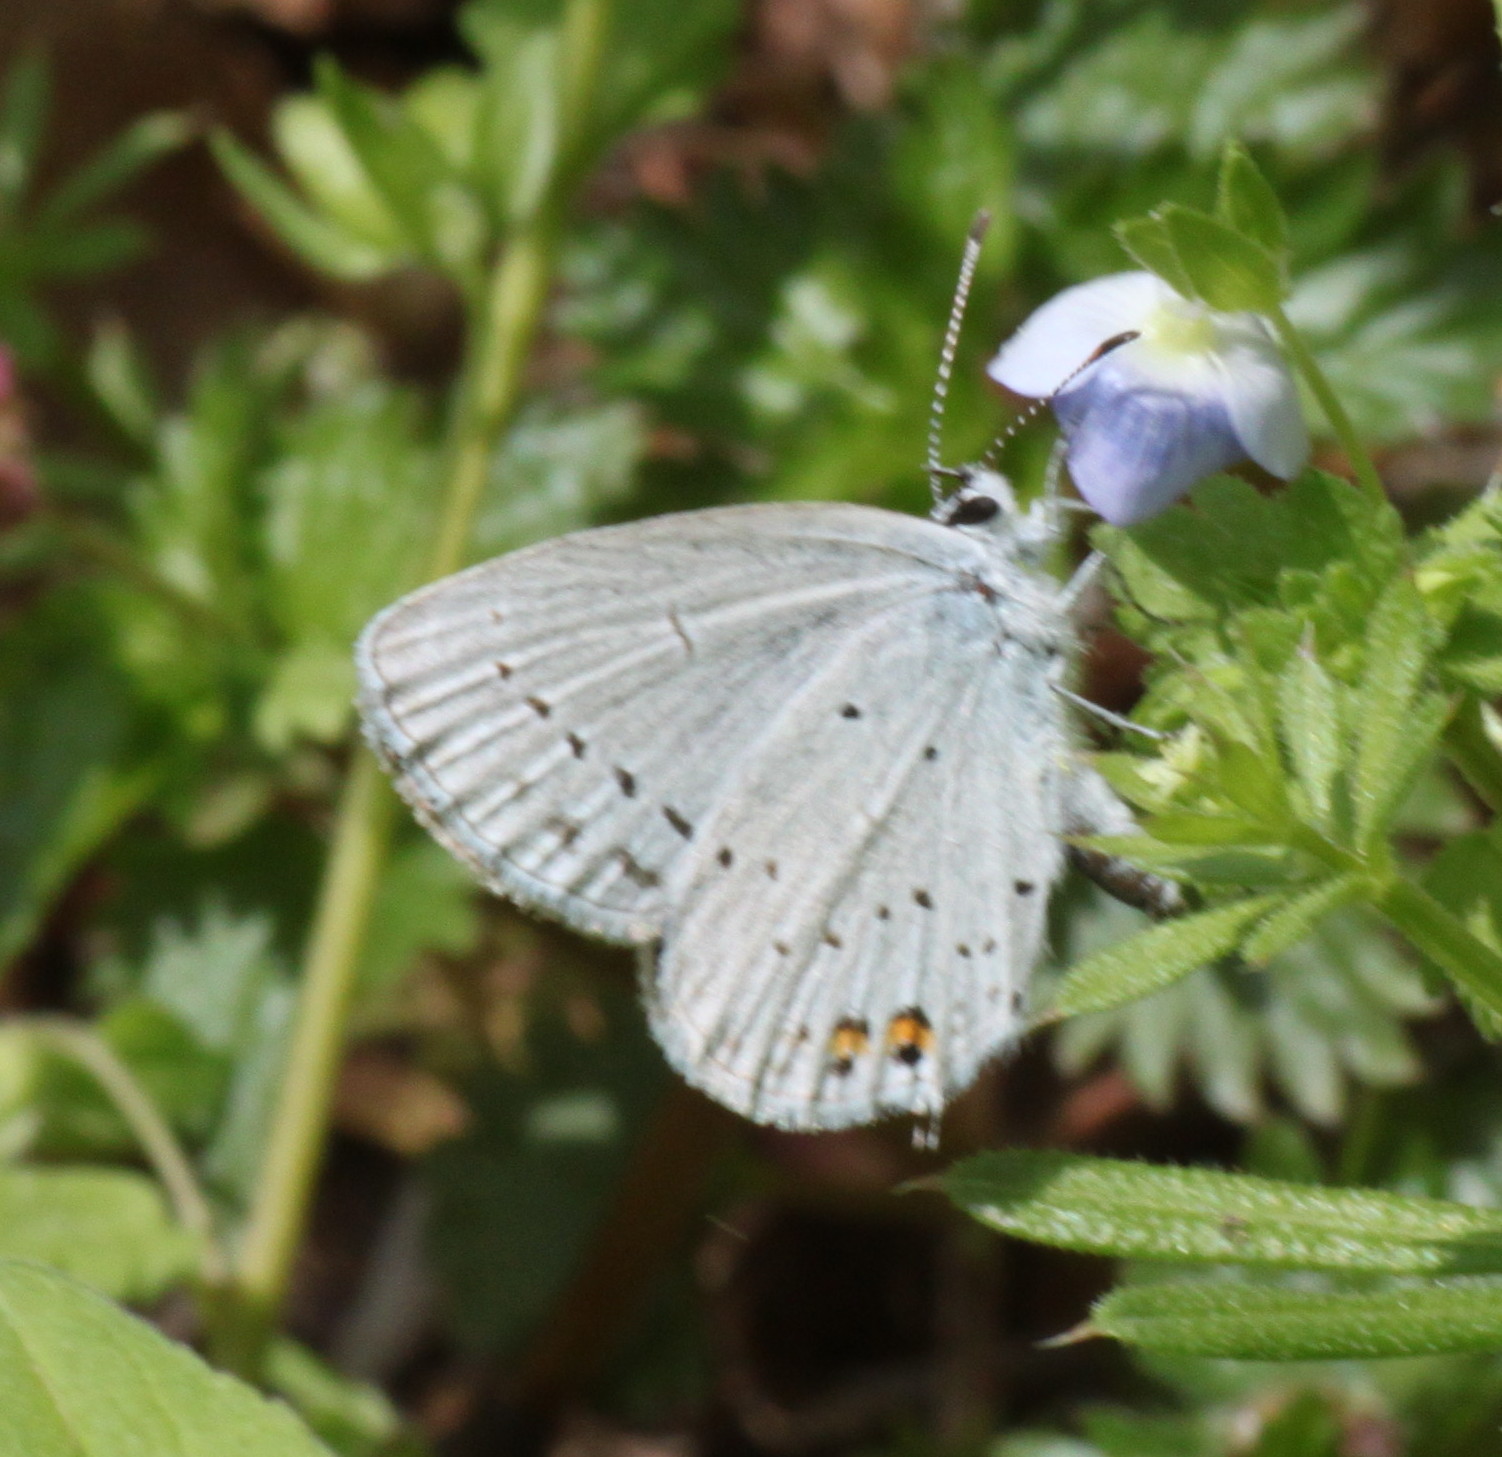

{"left": 928, "top": 211, "right": 991, "bottom": 508}
{"left": 980, "top": 329, "right": 1140, "bottom": 471}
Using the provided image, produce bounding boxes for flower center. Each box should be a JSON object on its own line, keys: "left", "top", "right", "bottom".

{"left": 1139, "top": 297, "right": 1218, "bottom": 356}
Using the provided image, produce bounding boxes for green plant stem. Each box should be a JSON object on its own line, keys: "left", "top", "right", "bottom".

{"left": 207, "top": 750, "right": 396, "bottom": 1372}
{"left": 34, "top": 1018, "right": 224, "bottom": 1285}
{"left": 1376, "top": 877, "right": 1502, "bottom": 1029}
{"left": 1444, "top": 698, "right": 1502, "bottom": 817}
{"left": 1268, "top": 304, "right": 1384, "bottom": 503}
{"left": 426, "top": 219, "right": 556, "bottom": 581}
{"left": 211, "top": 0, "right": 612, "bottom": 1378}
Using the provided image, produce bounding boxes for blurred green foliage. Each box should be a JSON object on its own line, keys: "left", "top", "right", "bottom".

{"left": 4, "top": 0, "right": 1502, "bottom": 1451}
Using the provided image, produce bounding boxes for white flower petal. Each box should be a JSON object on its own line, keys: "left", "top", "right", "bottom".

{"left": 987, "top": 272, "right": 1168, "bottom": 398}
{"left": 1212, "top": 320, "right": 1310, "bottom": 479}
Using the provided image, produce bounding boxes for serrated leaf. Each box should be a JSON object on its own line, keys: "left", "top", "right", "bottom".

{"left": 0, "top": 1166, "right": 197, "bottom": 1301}
{"left": 1214, "top": 142, "right": 1289, "bottom": 259}
{"left": 1157, "top": 202, "right": 1285, "bottom": 312}
{"left": 1276, "top": 646, "right": 1342, "bottom": 830}
{"left": 0, "top": 1260, "right": 331, "bottom": 1454}
{"left": 1352, "top": 578, "right": 1440, "bottom": 847}
{"left": 1242, "top": 873, "right": 1368, "bottom": 964}
{"left": 939, "top": 1150, "right": 1502, "bottom": 1274}
{"left": 211, "top": 130, "right": 391, "bottom": 282}
{"left": 253, "top": 638, "right": 356, "bottom": 752}
{"left": 1211, "top": 736, "right": 1292, "bottom": 830}
{"left": 1378, "top": 878, "right": 1502, "bottom": 1036}
{"left": 1049, "top": 895, "right": 1278, "bottom": 1020}
{"left": 1091, "top": 1276, "right": 1502, "bottom": 1360}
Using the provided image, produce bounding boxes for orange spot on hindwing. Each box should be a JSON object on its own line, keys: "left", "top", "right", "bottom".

{"left": 886, "top": 1008, "right": 934, "bottom": 1066}
{"left": 829, "top": 1017, "right": 871, "bottom": 1075}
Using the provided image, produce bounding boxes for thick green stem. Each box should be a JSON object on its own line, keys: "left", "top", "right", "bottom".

{"left": 1376, "top": 877, "right": 1502, "bottom": 1031}
{"left": 1444, "top": 698, "right": 1502, "bottom": 817}
{"left": 211, "top": 0, "right": 613, "bottom": 1379}
{"left": 1267, "top": 305, "right": 1384, "bottom": 503}
{"left": 35, "top": 1018, "right": 224, "bottom": 1285}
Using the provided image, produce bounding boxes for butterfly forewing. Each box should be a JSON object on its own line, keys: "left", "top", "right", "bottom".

{"left": 645, "top": 569, "right": 1070, "bottom": 1130}
{"left": 356, "top": 502, "right": 1002, "bottom": 946}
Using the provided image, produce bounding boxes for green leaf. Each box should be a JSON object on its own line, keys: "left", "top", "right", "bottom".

{"left": 1241, "top": 873, "right": 1369, "bottom": 964}
{"left": 0, "top": 1166, "right": 196, "bottom": 1301}
{"left": 1091, "top": 1276, "right": 1502, "bottom": 1360}
{"left": 86, "top": 318, "right": 160, "bottom": 447}
{"left": 0, "top": 1260, "right": 332, "bottom": 1454}
{"left": 1211, "top": 736, "right": 1292, "bottom": 831}
{"left": 264, "top": 1339, "right": 409, "bottom": 1457}
{"left": 260, "top": 380, "right": 437, "bottom": 646}
{"left": 0, "top": 52, "right": 49, "bottom": 213}
{"left": 210, "top": 130, "right": 391, "bottom": 282}
{"left": 1214, "top": 142, "right": 1289, "bottom": 258}
{"left": 1378, "top": 879, "right": 1502, "bottom": 1039}
{"left": 1157, "top": 202, "right": 1286, "bottom": 312}
{"left": 1351, "top": 577, "right": 1440, "bottom": 848}
{"left": 468, "top": 397, "right": 644, "bottom": 557}
{"left": 939, "top": 1150, "right": 1502, "bottom": 1275}
{"left": 270, "top": 95, "right": 408, "bottom": 254}
{"left": 253, "top": 638, "right": 357, "bottom": 753}
{"left": 0, "top": 589, "right": 152, "bottom": 965}
{"left": 313, "top": 56, "right": 448, "bottom": 259}
{"left": 471, "top": 23, "right": 562, "bottom": 227}
{"left": 1049, "top": 895, "right": 1278, "bottom": 1020}
{"left": 1276, "top": 645, "right": 1342, "bottom": 830}
{"left": 35, "top": 111, "right": 191, "bottom": 229}
{"left": 1076, "top": 833, "right": 1302, "bottom": 887}
{"left": 1113, "top": 214, "right": 1197, "bottom": 299}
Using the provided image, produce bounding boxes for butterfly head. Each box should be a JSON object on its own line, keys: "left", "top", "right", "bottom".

{"left": 933, "top": 465, "right": 1058, "bottom": 565}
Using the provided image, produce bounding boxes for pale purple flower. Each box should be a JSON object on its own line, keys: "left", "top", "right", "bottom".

{"left": 987, "top": 272, "right": 1309, "bottom": 526}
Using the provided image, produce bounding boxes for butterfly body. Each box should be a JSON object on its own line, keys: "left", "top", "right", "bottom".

{"left": 356, "top": 471, "right": 1162, "bottom": 1130}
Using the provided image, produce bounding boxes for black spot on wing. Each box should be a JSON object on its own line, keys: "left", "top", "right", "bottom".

{"left": 615, "top": 767, "right": 637, "bottom": 797}
{"left": 663, "top": 805, "right": 693, "bottom": 839}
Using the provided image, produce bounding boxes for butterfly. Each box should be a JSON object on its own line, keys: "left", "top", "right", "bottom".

{"left": 354, "top": 219, "right": 1181, "bottom": 1132}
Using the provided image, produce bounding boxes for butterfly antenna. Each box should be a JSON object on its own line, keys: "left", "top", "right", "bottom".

{"left": 979, "top": 329, "right": 1142, "bottom": 472}
{"left": 928, "top": 211, "right": 991, "bottom": 509}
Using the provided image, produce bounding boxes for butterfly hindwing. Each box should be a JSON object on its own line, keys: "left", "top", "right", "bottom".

{"left": 645, "top": 574, "right": 1071, "bottom": 1130}
{"left": 356, "top": 502, "right": 1001, "bottom": 945}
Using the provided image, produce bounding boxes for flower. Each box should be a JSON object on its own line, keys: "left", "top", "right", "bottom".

{"left": 987, "top": 271, "right": 1309, "bottom": 526}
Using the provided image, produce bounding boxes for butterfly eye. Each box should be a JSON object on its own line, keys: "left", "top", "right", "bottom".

{"left": 946, "top": 495, "right": 1000, "bottom": 527}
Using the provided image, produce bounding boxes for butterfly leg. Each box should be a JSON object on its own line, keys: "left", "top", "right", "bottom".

{"left": 1061, "top": 763, "right": 1186, "bottom": 920}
